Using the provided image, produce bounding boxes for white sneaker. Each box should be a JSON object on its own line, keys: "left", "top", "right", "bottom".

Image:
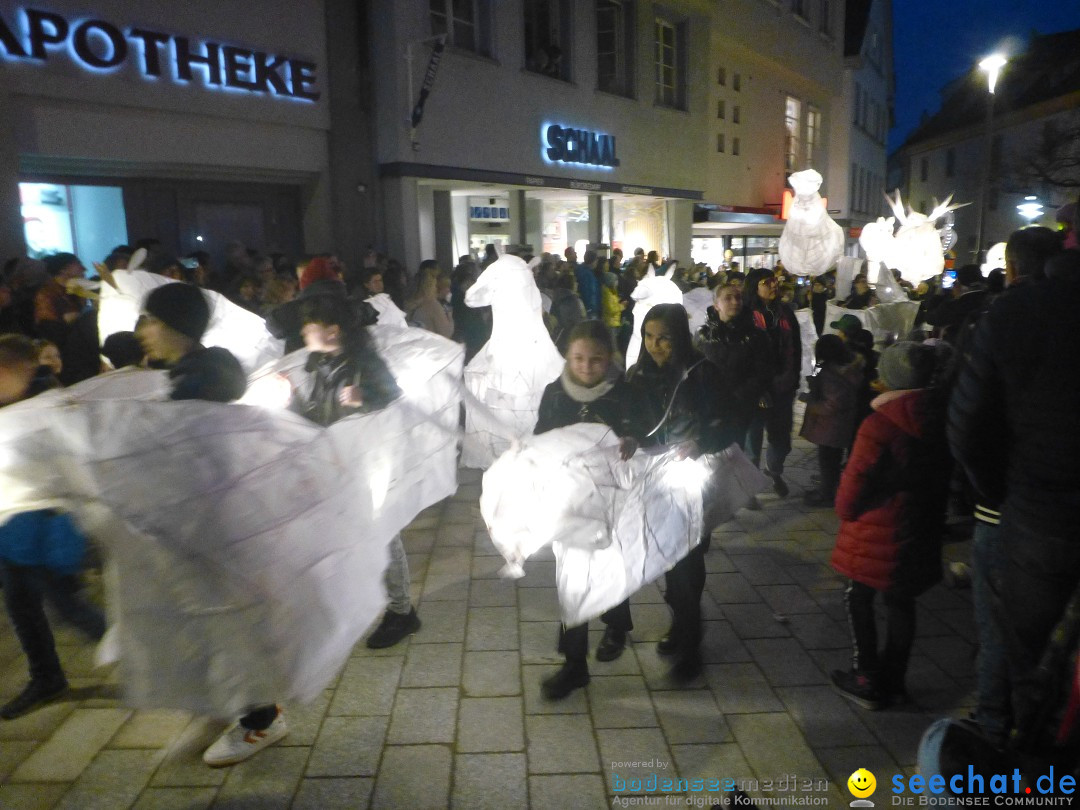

{"left": 202, "top": 710, "right": 288, "bottom": 767}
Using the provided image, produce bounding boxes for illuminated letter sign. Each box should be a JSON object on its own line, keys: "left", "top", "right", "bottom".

{"left": 544, "top": 124, "right": 619, "bottom": 169}
{"left": 0, "top": 6, "right": 320, "bottom": 102}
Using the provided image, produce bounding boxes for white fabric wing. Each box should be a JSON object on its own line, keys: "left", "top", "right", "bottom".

{"left": 824, "top": 301, "right": 921, "bottom": 348}
{"left": 794, "top": 309, "right": 818, "bottom": 394}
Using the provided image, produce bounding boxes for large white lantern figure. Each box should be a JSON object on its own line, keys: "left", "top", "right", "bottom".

{"left": 884, "top": 191, "right": 968, "bottom": 284}
{"left": 778, "top": 169, "right": 845, "bottom": 277}
{"left": 461, "top": 254, "right": 564, "bottom": 469}
{"left": 626, "top": 263, "right": 684, "bottom": 366}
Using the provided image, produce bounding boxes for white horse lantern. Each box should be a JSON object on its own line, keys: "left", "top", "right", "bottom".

{"left": 778, "top": 169, "right": 844, "bottom": 277}
{"left": 626, "top": 263, "right": 684, "bottom": 366}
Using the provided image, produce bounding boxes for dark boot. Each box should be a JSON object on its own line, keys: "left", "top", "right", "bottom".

{"left": 0, "top": 676, "right": 68, "bottom": 720}
{"left": 541, "top": 662, "right": 589, "bottom": 700}
{"left": 365, "top": 607, "right": 421, "bottom": 649}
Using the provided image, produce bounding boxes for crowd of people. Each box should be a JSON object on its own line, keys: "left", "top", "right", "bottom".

{"left": 1, "top": 205, "right": 1078, "bottom": 777}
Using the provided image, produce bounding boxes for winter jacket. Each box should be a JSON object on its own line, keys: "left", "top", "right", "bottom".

{"left": 948, "top": 273, "right": 1080, "bottom": 537}
{"left": 694, "top": 308, "right": 771, "bottom": 424}
{"left": 169, "top": 347, "right": 247, "bottom": 403}
{"left": 800, "top": 358, "right": 863, "bottom": 449}
{"left": 534, "top": 368, "right": 638, "bottom": 438}
{"left": 0, "top": 511, "right": 86, "bottom": 575}
{"left": 626, "top": 356, "right": 727, "bottom": 453}
{"left": 575, "top": 263, "right": 601, "bottom": 318}
{"left": 601, "top": 286, "right": 622, "bottom": 329}
{"left": 290, "top": 335, "right": 402, "bottom": 427}
{"left": 830, "top": 388, "right": 951, "bottom": 596}
{"left": 749, "top": 302, "right": 802, "bottom": 397}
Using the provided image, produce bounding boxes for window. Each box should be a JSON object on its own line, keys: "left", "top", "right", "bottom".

{"left": 854, "top": 82, "right": 862, "bottom": 125}
{"left": 717, "top": 99, "right": 726, "bottom": 119}
{"left": 946, "top": 148, "right": 955, "bottom": 178}
{"left": 733, "top": 105, "right": 741, "bottom": 124}
{"left": 850, "top": 162, "right": 858, "bottom": 213}
{"left": 597, "top": 0, "right": 634, "bottom": 96}
{"left": 732, "top": 136, "right": 740, "bottom": 156}
{"left": 784, "top": 96, "right": 801, "bottom": 171}
{"left": 919, "top": 157, "right": 928, "bottom": 182}
{"left": 819, "top": 0, "right": 830, "bottom": 35}
{"left": 430, "top": 0, "right": 490, "bottom": 54}
{"left": 717, "top": 66, "right": 726, "bottom": 86}
{"left": 805, "top": 105, "right": 820, "bottom": 166}
{"left": 733, "top": 72, "right": 741, "bottom": 92}
{"left": 653, "top": 16, "right": 686, "bottom": 109}
{"left": 792, "top": 0, "right": 808, "bottom": 20}
{"left": 525, "top": 0, "right": 572, "bottom": 80}
{"left": 717, "top": 133, "right": 725, "bottom": 153}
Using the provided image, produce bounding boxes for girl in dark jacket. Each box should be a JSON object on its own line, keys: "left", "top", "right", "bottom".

{"left": 535, "top": 321, "right": 639, "bottom": 700}
{"left": 799, "top": 335, "right": 863, "bottom": 507}
{"left": 626, "top": 303, "right": 725, "bottom": 680}
{"left": 743, "top": 268, "right": 802, "bottom": 497}
{"left": 829, "top": 341, "right": 951, "bottom": 710}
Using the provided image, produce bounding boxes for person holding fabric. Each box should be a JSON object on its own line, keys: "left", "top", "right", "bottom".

{"left": 534, "top": 320, "right": 639, "bottom": 700}
{"left": 742, "top": 268, "right": 802, "bottom": 497}
{"left": 626, "top": 303, "right": 725, "bottom": 680}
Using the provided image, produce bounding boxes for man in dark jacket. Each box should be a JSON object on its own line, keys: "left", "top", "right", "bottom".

{"left": 925, "top": 264, "right": 987, "bottom": 345}
{"left": 948, "top": 226, "right": 1075, "bottom": 738}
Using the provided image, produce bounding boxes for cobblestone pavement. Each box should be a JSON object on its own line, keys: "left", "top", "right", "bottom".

{"left": 0, "top": 437, "right": 976, "bottom": 809}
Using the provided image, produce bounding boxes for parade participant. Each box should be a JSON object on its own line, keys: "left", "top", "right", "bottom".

{"left": 0, "top": 334, "right": 106, "bottom": 720}
{"left": 534, "top": 321, "right": 639, "bottom": 700}
{"left": 627, "top": 303, "right": 724, "bottom": 680}
{"left": 288, "top": 295, "right": 417, "bottom": 650}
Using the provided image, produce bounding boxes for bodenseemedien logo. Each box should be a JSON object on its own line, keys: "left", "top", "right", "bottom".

{"left": 848, "top": 768, "right": 877, "bottom": 808}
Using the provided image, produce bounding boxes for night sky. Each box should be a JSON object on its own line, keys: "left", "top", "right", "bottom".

{"left": 889, "top": 1, "right": 1080, "bottom": 150}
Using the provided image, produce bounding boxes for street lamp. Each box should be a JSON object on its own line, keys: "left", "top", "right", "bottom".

{"left": 974, "top": 53, "right": 1007, "bottom": 260}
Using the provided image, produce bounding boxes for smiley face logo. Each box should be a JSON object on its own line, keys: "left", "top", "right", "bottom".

{"left": 848, "top": 769, "right": 877, "bottom": 798}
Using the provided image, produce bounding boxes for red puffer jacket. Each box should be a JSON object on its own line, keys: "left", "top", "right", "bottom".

{"left": 830, "top": 388, "right": 951, "bottom": 596}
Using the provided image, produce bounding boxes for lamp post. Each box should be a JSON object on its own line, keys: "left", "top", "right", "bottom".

{"left": 974, "top": 53, "right": 1007, "bottom": 260}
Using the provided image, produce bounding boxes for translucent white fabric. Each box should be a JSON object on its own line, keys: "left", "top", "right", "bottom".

{"left": 683, "top": 287, "right": 715, "bottom": 336}
{"left": 366, "top": 293, "right": 409, "bottom": 329}
{"left": 794, "top": 308, "right": 819, "bottom": 393}
{"left": 824, "top": 301, "right": 921, "bottom": 347}
{"left": 0, "top": 326, "right": 463, "bottom": 717}
{"left": 479, "top": 424, "right": 769, "bottom": 626}
{"left": 778, "top": 170, "right": 845, "bottom": 277}
{"left": 97, "top": 269, "right": 284, "bottom": 373}
{"left": 461, "top": 255, "right": 564, "bottom": 469}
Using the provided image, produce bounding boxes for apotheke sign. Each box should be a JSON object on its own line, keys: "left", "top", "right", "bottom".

{"left": 0, "top": 6, "right": 320, "bottom": 101}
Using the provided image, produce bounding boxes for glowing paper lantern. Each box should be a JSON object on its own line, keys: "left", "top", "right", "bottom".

{"left": 626, "top": 263, "right": 684, "bottom": 366}
{"left": 461, "top": 255, "right": 565, "bottom": 469}
{"left": 778, "top": 170, "right": 844, "bottom": 277}
{"left": 982, "top": 242, "right": 1007, "bottom": 275}
{"left": 884, "top": 192, "right": 969, "bottom": 284}
{"left": 682, "top": 286, "right": 714, "bottom": 336}
{"left": 366, "top": 293, "right": 409, "bottom": 328}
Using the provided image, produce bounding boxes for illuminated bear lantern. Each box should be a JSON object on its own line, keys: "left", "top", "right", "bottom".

{"left": 778, "top": 169, "right": 844, "bottom": 277}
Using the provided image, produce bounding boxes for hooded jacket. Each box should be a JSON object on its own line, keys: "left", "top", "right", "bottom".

{"left": 830, "top": 388, "right": 951, "bottom": 595}
{"left": 694, "top": 307, "right": 771, "bottom": 421}
{"left": 799, "top": 357, "right": 864, "bottom": 449}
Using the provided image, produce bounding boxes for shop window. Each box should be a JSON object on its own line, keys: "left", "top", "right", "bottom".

{"left": 525, "top": 0, "right": 572, "bottom": 80}
{"left": 805, "top": 105, "right": 820, "bottom": 167}
{"left": 717, "top": 99, "right": 726, "bottom": 119}
{"left": 819, "top": 0, "right": 831, "bottom": 35}
{"left": 430, "top": 0, "right": 492, "bottom": 56}
{"left": 732, "top": 136, "right": 741, "bottom": 156}
{"left": 717, "top": 133, "right": 725, "bottom": 153}
{"left": 733, "top": 105, "right": 740, "bottom": 124}
{"left": 596, "top": 0, "right": 635, "bottom": 96}
{"left": 20, "top": 182, "right": 128, "bottom": 267}
{"left": 653, "top": 15, "right": 687, "bottom": 110}
{"left": 784, "top": 95, "right": 801, "bottom": 172}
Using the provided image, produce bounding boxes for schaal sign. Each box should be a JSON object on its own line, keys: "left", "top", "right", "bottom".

{"left": 543, "top": 124, "right": 619, "bottom": 169}
{"left": 0, "top": 6, "right": 320, "bottom": 101}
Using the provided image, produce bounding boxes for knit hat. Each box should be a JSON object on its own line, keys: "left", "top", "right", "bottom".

{"left": 143, "top": 283, "right": 210, "bottom": 341}
{"left": 299, "top": 257, "right": 338, "bottom": 290}
{"left": 878, "top": 341, "right": 936, "bottom": 391}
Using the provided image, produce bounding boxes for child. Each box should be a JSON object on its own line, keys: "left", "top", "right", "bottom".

{"left": 800, "top": 334, "right": 863, "bottom": 507}
{"left": 626, "top": 304, "right": 725, "bottom": 680}
{"left": 534, "top": 320, "right": 639, "bottom": 700}
{"left": 830, "top": 341, "right": 951, "bottom": 709}
{"left": 0, "top": 334, "right": 106, "bottom": 719}
{"left": 600, "top": 271, "right": 622, "bottom": 348}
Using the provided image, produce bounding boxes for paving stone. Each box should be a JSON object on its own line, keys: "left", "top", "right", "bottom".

{"left": 635, "top": 644, "right": 708, "bottom": 691}
{"left": 452, "top": 752, "right": 528, "bottom": 809}
{"left": 11, "top": 708, "right": 130, "bottom": 782}
{"left": 517, "top": 587, "right": 561, "bottom": 622}
{"left": 746, "top": 637, "right": 828, "bottom": 686}
{"left": 328, "top": 656, "right": 403, "bottom": 716}
{"left": 277, "top": 688, "right": 331, "bottom": 747}
{"left": 669, "top": 742, "right": 751, "bottom": 784}
{"left": 700, "top": 620, "right": 753, "bottom": 664}
{"left": 466, "top": 606, "right": 519, "bottom": 651}
{"left": 522, "top": 664, "right": 589, "bottom": 714}
{"left": 401, "top": 528, "right": 436, "bottom": 553}
{"left": 597, "top": 728, "right": 674, "bottom": 780}
{"left": 623, "top": 602, "right": 671, "bottom": 642}
{"left": 291, "top": 777, "right": 374, "bottom": 810}
{"left": 530, "top": 774, "right": 609, "bottom": 810}
{"left": 731, "top": 555, "right": 795, "bottom": 585}
{"left": 705, "top": 572, "right": 762, "bottom": 604}
{"left": 457, "top": 697, "right": 525, "bottom": 752}
{"left": 631, "top": 581, "right": 667, "bottom": 603}
{"left": 421, "top": 573, "right": 470, "bottom": 601}
{"left": 463, "top": 650, "right": 522, "bottom": 696}
{"left": 469, "top": 577, "right": 518, "bottom": 607}
{"left": 306, "top": 716, "right": 389, "bottom": 776}
{"left": 756, "top": 584, "right": 822, "bottom": 615}
{"left": 914, "top": 635, "right": 976, "bottom": 680}
{"left": 651, "top": 689, "right": 730, "bottom": 744}
{"left": 775, "top": 685, "right": 878, "bottom": 747}
{"left": 215, "top": 745, "right": 308, "bottom": 810}
{"left": 815, "top": 744, "right": 900, "bottom": 790}
{"left": 704, "top": 548, "right": 738, "bottom": 573}
{"left": 0, "top": 740, "right": 35, "bottom": 783}
{"left": 0, "top": 699, "right": 76, "bottom": 742}
{"left": 784, "top": 612, "right": 850, "bottom": 649}
{"left": 587, "top": 676, "right": 658, "bottom": 729}
{"left": 857, "top": 706, "right": 941, "bottom": 767}
{"left": 471, "top": 554, "right": 505, "bottom": 579}
{"left": 0, "top": 784, "right": 69, "bottom": 810}
{"left": 371, "top": 745, "right": 451, "bottom": 810}
{"left": 525, "top": 714, "right": 600, "bottom": 773}
{"left": 413, "top": 598, "right": 467, "bottom": 643}
{"left": 589, "top": 636, "right": 642, "bottom": 676}
{"left": 387, "top": 687, "right": 458, "bottom": 744}
{"left": 727, "top": 713, "right": 826, "bottom": 778}
{"left": 519, "top": 621, "right": 562, "bottom": 665}
{"left": 400, "top": 642, "right": 463, "bottom": 687}
{"left": 147, "top": 717, "right": 229, "bottom": 787}
{"left": 108, "top": 710, "right": 192, "bottom": 749}
{"left": 436, "top": 521, "right": 475, "bottom": 546}
{"left": 704, "top": 663, "right": 783, "bottom": 714}
{"left": 515, "top": 560, "right": 556, "bottom": 586}
{"left": 131, "top": 787, "right": 219, "bottom": 810}
{"left": 54, "top": 748, "right": 163, "bottom": 810}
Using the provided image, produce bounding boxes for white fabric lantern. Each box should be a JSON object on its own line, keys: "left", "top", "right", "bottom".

{"left": 626, "top": 264, "right": 684, "bottom": 367}
{"left": 778, "top": 169, "right": 845, "bottom": 277}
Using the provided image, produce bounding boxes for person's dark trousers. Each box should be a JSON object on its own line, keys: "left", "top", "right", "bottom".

{"left": 745, "top": 395, "right": 795, "bottom": 475}
{"left": 998, "top": 512, "right": 1080, "bottom": 733}
{"left": 0, "top": 561, "right": 106, "bottom": 683}
{"left": 817, "top": 445, "right": 844, "bottom": 498}
{"left": 664, "top": 534, "right": 711, "bottom": 652}
{"left": 240, "top": 704, "right": 279, "bottom": 731}
{"left": 970, "top": 518, "right": 1010, "bottom": 742}
{"left": 558, "top": 600, "right": 633, "bottom": 664}
{"left": 842, "top": 580, "right": 916, "bottom": 691}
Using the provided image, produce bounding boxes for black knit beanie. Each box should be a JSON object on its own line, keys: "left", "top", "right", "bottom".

{"left": 143, "top": 283, "right": 211, "bottom": 341}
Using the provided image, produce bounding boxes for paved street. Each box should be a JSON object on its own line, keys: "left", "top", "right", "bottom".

{"left": 0, "top": 436, "right": 976, "bottom": 810}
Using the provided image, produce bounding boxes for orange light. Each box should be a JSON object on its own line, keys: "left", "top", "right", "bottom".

{"left": 780, "top": 190, "right": 828, "bottom": 220}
